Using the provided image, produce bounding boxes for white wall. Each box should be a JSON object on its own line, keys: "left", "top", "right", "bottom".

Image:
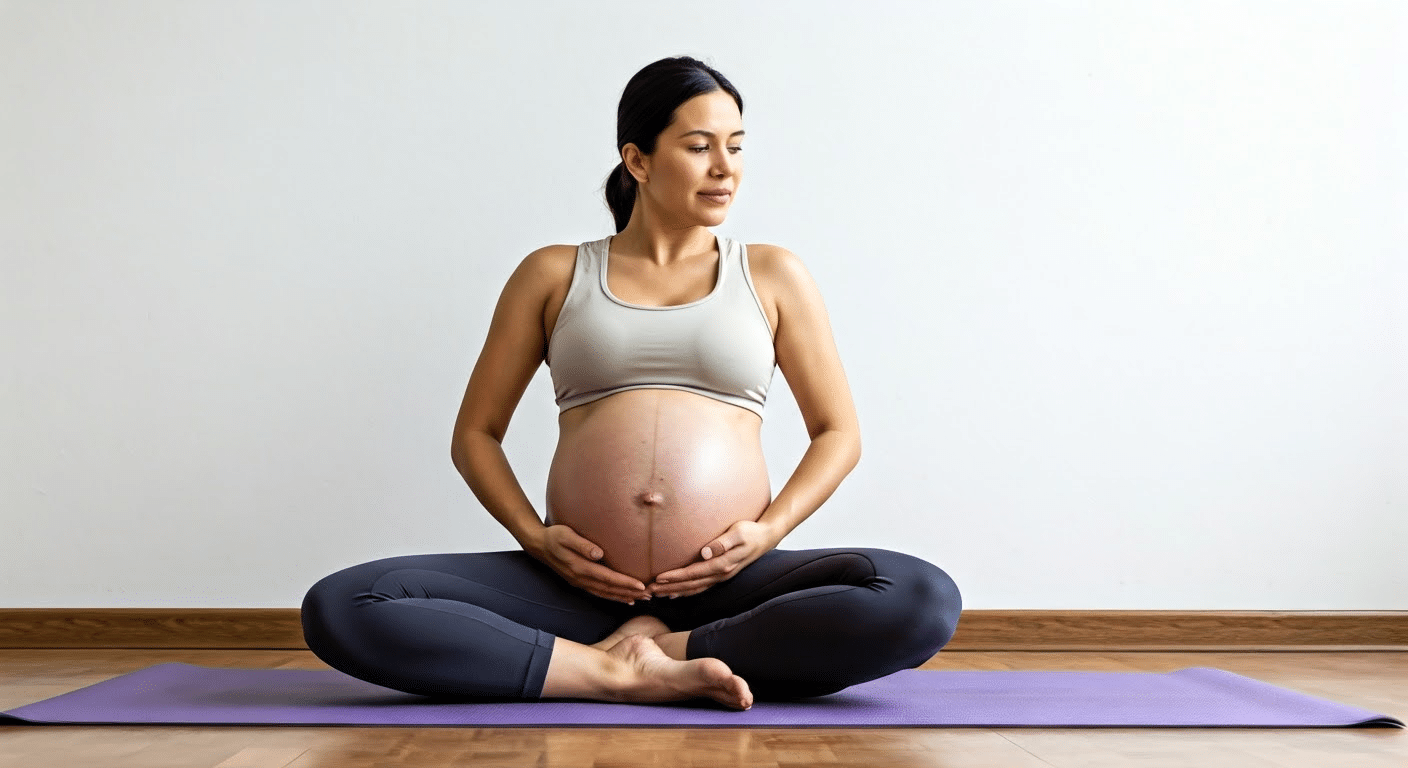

{"left": 2, "top": 0, "right": 1404, "bottom": 609}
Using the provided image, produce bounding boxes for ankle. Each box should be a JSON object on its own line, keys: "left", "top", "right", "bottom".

{"left": 594, "top": 646, "right": 638, "bottom": 702}
{"left": 541, "top": 640, "right": 633, "bottom": 701}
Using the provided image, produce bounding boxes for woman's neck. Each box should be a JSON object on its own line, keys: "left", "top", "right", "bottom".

{"left": 612, "top": 224, "right": 715, "bottom": 268}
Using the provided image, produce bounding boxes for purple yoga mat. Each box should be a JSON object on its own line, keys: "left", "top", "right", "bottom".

{"left": 1, "top": 663, "right": 1400, "bottom": 728}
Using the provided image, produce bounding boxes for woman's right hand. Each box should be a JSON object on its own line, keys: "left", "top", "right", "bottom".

{"left": 529, "top": 525, "right": 650, "bottom": 604}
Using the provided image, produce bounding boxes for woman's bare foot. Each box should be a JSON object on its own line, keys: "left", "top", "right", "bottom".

{"left": 605, "top": 634, "right": 752, "bottom": 710}
{"left": 591, "top": 615, "right": 671, "bottom": 652}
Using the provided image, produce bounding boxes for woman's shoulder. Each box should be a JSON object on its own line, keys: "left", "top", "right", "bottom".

{"left": 741, "top": 243, "right": 825, "bottom": 329}
{"left": 744, "top": 242, "right": 812, "bottom": 286}
{"left": 493, "top": 244, "right": 579, "bottom": 307}
{"left": 525, "top": 242, "right": 580, "bottom": 266}
{"left": 516, "top": 242, "right": 579, "bottom": 281}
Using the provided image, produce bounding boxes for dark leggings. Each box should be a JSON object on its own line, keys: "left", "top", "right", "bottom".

{"left": 300, "top": 547, "right": 962, "bottom": 701}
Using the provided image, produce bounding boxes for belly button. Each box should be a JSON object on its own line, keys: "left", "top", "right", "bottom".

{"left": 639, "top": 491, "right": 665, "bottom": 506}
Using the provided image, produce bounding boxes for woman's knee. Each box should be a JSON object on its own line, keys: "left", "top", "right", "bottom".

{"left": 867, "top": 549, "right": 963, "bottom": 659}
{"left": 299, "top": 569, "right": 358, "bottom": 659}
{"left": 913, "top": 559, "right": 963, "bottom": 650}
{"left": 298, "top": 558, "right": 402, "bottom": 663}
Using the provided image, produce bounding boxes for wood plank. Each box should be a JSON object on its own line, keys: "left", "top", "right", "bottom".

{"left": 1, "top": 609, "right": 1404, "bottom": 650}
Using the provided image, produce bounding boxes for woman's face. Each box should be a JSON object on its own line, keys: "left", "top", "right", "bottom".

{"left": 628, "top": 89, "right": 745, "bottom": 227}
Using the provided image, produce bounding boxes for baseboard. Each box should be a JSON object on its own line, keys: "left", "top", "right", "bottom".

{"left": 1, "top": 609, "right": 1405, "bottom": 651}
{"left": 0, "top": 609, "right": 306, "bottom": 650}
{"left": 946, "top": 610, "right": 1408, "bottom": 651}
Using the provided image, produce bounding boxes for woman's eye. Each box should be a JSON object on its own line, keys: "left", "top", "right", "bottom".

{"left": 690, "top": 146, "right": 743, "bottom": 153}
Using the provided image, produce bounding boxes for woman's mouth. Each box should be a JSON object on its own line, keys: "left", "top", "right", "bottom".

{"left": 698, "top": 192, "right": 731, "bottom": 204}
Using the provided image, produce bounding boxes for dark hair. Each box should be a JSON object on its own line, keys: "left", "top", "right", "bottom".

{"left": 604, "top": 56, "right": 744, "bottom": 233}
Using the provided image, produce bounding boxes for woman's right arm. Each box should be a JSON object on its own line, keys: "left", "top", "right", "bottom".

{"left": 449, "top": 247, "right": 649, "bottom": 603}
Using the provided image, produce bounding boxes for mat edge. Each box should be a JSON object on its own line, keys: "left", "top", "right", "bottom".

{"left": 2, "top": 666, "right": 1401, "bottom": 728}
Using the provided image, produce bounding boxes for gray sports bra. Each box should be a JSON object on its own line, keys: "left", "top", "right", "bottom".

{"left": 545, "top": 234, "right": 776, "bottom": 417}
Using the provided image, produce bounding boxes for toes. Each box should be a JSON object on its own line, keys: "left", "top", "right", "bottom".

{"left": 698, "top": 662, "right": 751, "bottom": 710}
{"left": 717, "top": 677, "right": 751, "bottom": 710}
{"left": 727, "top": 675, "right": 753, "bottom": 710}
{"left": 692, "top": 658, "right": 753, "bottom": 709}
{"left": 736, "top": 679, "right": 753, "bottom": 710}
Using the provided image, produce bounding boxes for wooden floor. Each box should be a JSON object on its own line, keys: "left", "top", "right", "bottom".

{"left": 0, "top": 649, "right": 1403, "bottom": 767}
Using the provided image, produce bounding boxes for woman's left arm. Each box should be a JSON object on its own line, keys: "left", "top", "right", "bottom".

{"left": 648, "top": 245, "right": 861, "bottom": 598}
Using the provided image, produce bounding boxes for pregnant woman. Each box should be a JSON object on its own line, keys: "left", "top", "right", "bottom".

{"left": 301, "top": 55, "right": 962, "bottom": 711}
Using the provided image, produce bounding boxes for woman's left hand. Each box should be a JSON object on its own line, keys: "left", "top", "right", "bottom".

{"left": 647, "top": 519, "right": 778, "bottom": 599}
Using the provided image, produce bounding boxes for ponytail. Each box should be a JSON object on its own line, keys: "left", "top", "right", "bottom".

{"left": 605, "top": 161, "right": 637, "bottom": 234}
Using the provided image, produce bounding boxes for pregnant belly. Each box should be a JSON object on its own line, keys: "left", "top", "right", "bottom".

{"left": 545, "top": 390, "right": 772, "bottom": 584}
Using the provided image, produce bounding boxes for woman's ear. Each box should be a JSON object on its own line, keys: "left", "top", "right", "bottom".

{"left": 621, "top": 143, "right": 649, "bottom": 184}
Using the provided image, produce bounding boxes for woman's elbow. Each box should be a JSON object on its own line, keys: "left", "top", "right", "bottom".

{"left": 449, "top": 428, "right": 480, "bottom": 470}
{"left": 450, "top": 438, "right": 466, "bottom": 472}
{"left": 823, "top": 424, "right": 861, "bottom": 471}
{"left": 451, "top": 426, "right": 504, "bottom": 467}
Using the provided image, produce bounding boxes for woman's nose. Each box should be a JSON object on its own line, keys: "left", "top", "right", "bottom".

{"left": 712, "top": 149, "right": 737, "bottom": 176}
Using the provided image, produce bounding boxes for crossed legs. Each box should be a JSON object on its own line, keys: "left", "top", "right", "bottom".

{"left": 300, "top": 547, "right": 961, "bottom": 706}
